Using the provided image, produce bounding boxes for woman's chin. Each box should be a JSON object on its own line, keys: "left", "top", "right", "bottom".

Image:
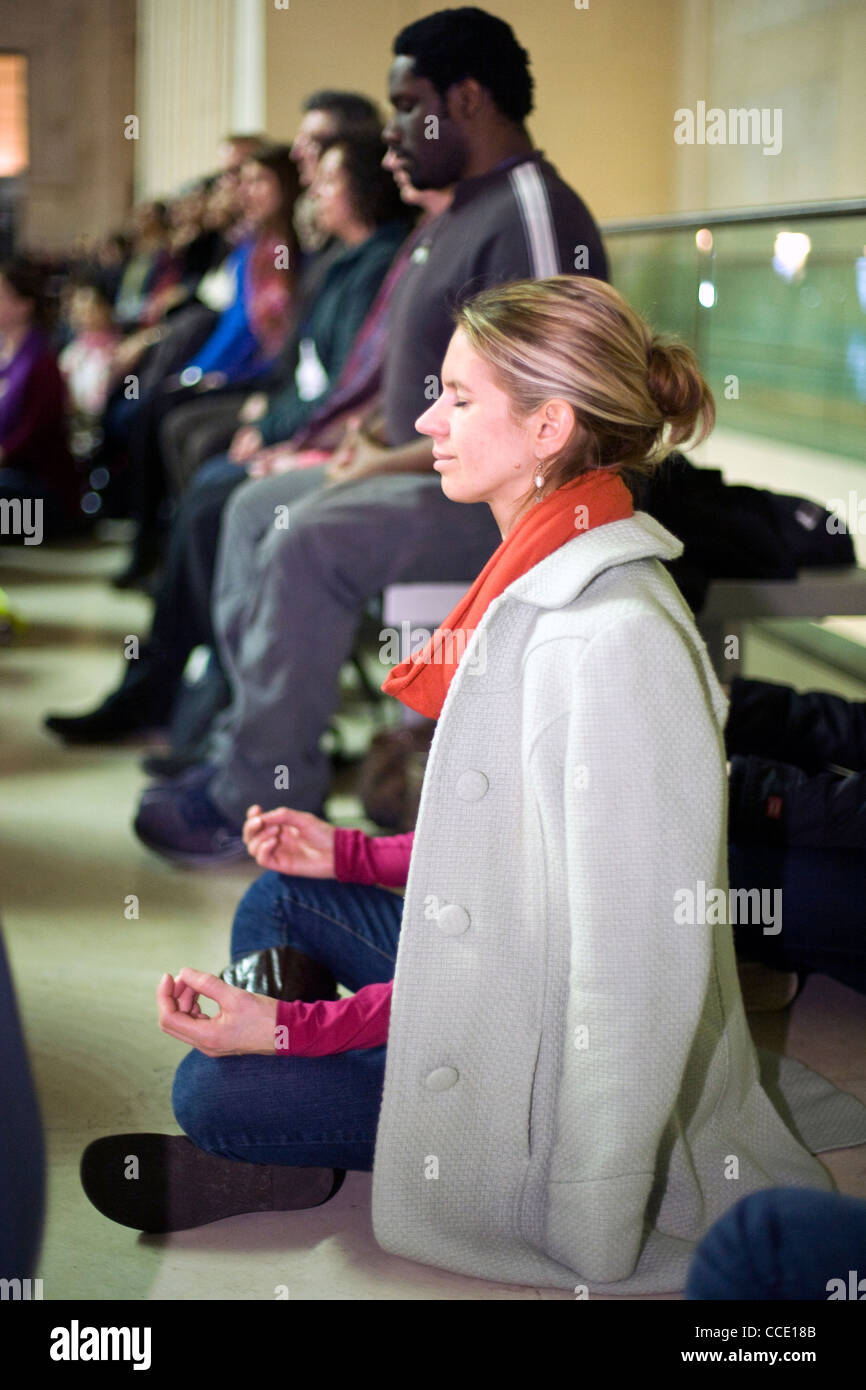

{"left": 437, "top": 470, "right": 470, "bottom": 505}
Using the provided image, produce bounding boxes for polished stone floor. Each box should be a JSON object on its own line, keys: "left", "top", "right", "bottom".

{"left": 1, "top": 534, "right": 865, "bottom": 1301}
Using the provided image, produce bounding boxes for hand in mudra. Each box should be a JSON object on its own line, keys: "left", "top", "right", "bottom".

{"left": 242, "top": 804, "right": 336, "bottom": 878}
{"left": 157, "top": 969, "right": 278, "bottom": 1057}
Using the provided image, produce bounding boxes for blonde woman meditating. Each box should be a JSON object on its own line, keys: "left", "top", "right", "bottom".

{"left": 82, "top": 277, "right": 831, "bottom": 1293}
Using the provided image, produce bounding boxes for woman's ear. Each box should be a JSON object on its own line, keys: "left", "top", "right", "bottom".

{"left": 535, "top": 399, "right": 577, "bottom": 461}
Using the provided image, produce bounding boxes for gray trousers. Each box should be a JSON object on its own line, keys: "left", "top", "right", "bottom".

{"left": 208, "top": 468, "right": 500, "bottom": 822}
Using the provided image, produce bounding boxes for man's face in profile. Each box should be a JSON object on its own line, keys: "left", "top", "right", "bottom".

{"left": 383, "top": 56, "right": 468, "bottom": 190}
{"left": 291, "top": 109, "right": 338, "bottom": 186}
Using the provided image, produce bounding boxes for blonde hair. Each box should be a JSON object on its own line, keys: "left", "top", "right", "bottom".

{"left": 455, "top": 275, "right": 715, "bottom": 499}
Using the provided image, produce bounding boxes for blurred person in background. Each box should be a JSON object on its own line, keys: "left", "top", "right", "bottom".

{"left": 0, "top": 259, "right": 78, "bottom": 536}
{"left": 153, "top": 92, "right": 385, "bottom": 499}
{"left": 113, "top": 200, "right": 179, "bottom": 329}
{"left": 106, "top": 145, "right": 302, "bottom": 586}
{"left": 105, "top": 134, "right": 267, "bottom": 391}
{"left": 59, "top": 280, "right": 121, "bottom": 421}
{"left": 290, "top": 91, "right": 383, "bottom": 253}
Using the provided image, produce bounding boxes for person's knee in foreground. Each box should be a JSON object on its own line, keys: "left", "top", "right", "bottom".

{"left": 0, "top": 928, "right": 45, "bottom": 1282}
{"left": 81, "top": 270, "right": 837, "bottom": 1294}
{"left": 686, "top": 1188, "right": 866, "bottom": 1300}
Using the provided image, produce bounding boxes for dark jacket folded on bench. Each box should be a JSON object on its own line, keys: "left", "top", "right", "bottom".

{"left": 637, "top": 453, "right": 855, "bottom": 614}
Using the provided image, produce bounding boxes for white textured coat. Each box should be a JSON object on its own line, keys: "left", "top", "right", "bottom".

{"left": 371, "top": 511, "right": 831, "bottom": 1293}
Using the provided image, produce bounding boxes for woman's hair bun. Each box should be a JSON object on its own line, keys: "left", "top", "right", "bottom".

{"left": 646, "top": 337, "right": 715, "bottom": 449}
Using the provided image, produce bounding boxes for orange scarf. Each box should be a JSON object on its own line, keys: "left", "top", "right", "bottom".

{"left": 382, "top": 468, "right": 634, "bottom": 719}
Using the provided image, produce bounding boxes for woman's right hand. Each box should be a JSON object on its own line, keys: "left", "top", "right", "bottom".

{"left": 247, "top": 445, "right": 300, "bottom": 478}
{"left": 242, "top": 804, "right": 336, "bottom": 878}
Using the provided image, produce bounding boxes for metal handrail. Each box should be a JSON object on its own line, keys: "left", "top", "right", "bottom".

{"left": 602, "top": 198, "right": 866, "bottom": 236}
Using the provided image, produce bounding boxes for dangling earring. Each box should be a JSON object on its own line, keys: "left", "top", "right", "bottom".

{"left": 534, "top": 458, "right": 545, "bottom": 502}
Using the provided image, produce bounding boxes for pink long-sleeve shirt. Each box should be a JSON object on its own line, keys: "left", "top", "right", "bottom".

{"left": 273, "top": 831, "right": 413, "bottom": 1057}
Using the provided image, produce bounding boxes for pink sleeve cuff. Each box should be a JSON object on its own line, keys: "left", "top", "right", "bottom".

{"left": 333, "top": 828, "right": 414, "bottom": 887}
{"left": 274, "top": 981, "right": 392, "bottom": 1056}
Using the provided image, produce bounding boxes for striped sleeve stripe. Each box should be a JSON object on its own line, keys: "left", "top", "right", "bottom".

{"left": 509, "top": 162, "right": 561, "bottom": 278}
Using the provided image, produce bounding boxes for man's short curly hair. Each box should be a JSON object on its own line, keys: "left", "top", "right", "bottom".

{"left": 393, "top": 7, "right": 534, "bottom": 124}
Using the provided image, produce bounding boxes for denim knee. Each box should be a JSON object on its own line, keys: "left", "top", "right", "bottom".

{"left": 171, "top": 1049, "right": 224, "bottom": 1149}
{"left": 686, "top": 1187, "right": 866, "bottom": 1300}
{"left": 230, "top": 869, "right": 287, "bottom": 959}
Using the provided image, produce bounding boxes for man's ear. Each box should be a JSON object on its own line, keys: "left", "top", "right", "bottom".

{"left": 447, "top": 77, "right": 486, "bottom": 122}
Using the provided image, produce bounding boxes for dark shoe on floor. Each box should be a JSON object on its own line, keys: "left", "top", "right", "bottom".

{"left": 134, "top": 781, "right": 245, "bottom": 864}
{"left": 81, "top": 1133, "right": 345, "bottom": 1233}
{"left": 45, "top": 701, "right": 168, "bottom": 745}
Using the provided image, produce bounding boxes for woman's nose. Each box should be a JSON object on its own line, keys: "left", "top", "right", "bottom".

{"left": 415, "top": 400, "right": 444, "bottom": 437}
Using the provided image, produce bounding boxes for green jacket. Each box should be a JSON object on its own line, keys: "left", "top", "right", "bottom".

{"left": 258, "top": 220, "right": 409, "bottom": 447}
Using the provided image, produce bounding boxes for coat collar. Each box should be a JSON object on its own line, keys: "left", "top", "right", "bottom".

{"left": 503, "top": 511, "right": 684, "bottom": 611}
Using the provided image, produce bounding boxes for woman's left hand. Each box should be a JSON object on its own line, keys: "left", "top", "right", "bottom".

{"left": 157, "top": 969, "right": 279, "bottom": 1057}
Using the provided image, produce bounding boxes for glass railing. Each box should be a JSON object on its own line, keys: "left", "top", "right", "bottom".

{"left": 603, "top": 200, "right": 866, "bottom": 464}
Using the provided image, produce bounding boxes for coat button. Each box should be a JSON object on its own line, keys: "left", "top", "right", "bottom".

{"left": 436, "top": 903, "right": 470, "bottom": 936}
{"left": 456, "top": 769, "right": 488, "bottom": 801}
{"left": 425, "top": 1066, "right": 459, "bottom": 1091}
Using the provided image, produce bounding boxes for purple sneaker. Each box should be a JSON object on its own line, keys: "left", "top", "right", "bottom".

{"left": 134, "top": 782, "right": 246, "bottom": 865}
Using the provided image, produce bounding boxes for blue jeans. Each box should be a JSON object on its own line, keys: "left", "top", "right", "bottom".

{"left": 171, "top": 872, "right": 403, "bottom": 1170}
{"left": 687, "top": 1188, "right": 866, "bottom": 1300}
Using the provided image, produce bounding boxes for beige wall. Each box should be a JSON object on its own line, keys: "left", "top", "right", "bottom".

{"left": 673, "top": 0, "right": 866, "bottom": 213}
{"left": 263, "top": 0, "right": 866, "bottom": 221}
{"left": 263, "top": 0, "right": 679, "bottom": 221}
{"left": 0, "top": 0, "right": 136, "bottom": 253}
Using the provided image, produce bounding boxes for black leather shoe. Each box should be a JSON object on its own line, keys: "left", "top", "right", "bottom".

{"left": 45, "top": 702, "right": 167, "bottom": 744}
{"left": 81, "top": 1133, "right": 345, "bottom": 1233}
{"left": 222, "top": 946, "right": 338, "bottom": 1002}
